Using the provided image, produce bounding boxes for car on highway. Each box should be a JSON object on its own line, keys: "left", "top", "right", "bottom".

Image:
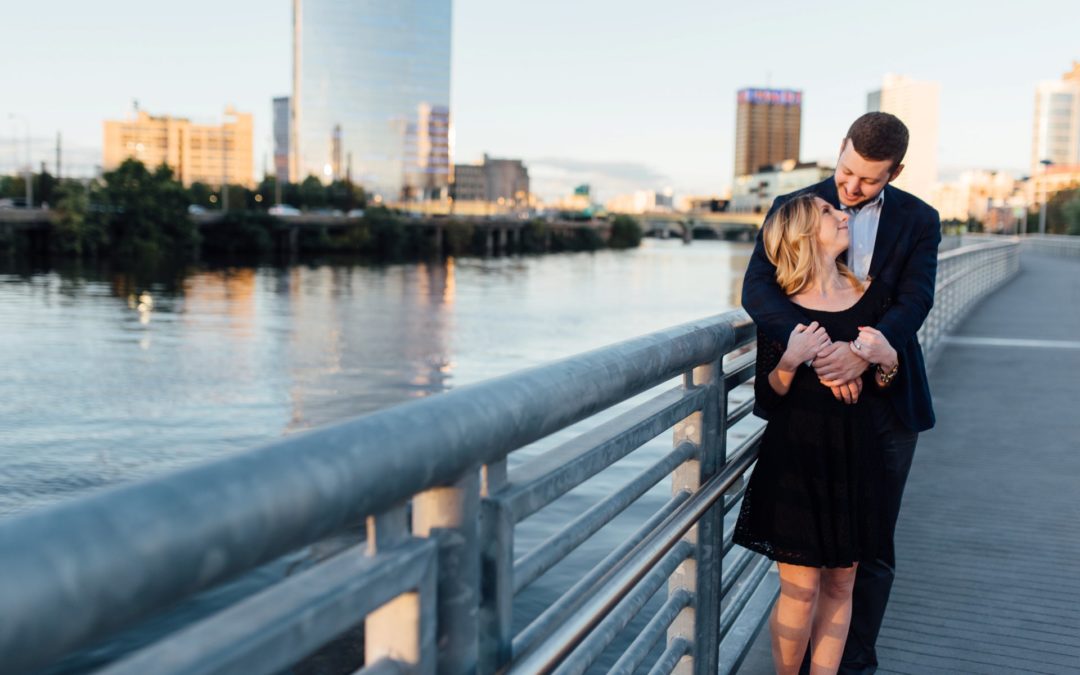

{"left": 268, "top": 204, "right": 302, "bottom": 216}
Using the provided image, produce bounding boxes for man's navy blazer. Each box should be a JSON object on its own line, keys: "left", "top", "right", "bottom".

{"left": 741, "top": 178, "right": 941, "bottom": 433}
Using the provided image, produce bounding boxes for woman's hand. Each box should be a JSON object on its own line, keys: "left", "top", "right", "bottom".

{"left": 851, "top": 326, "right": 897, "bottom": 369}
{"left": 780, "top": 322, "right": 830, "bottom": 371}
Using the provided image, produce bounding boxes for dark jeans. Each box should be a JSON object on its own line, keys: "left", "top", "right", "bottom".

{"left": 800, "top": 396, "right": 919, "bottom": 675}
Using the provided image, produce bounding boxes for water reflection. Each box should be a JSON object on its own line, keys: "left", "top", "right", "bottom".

{"left": 282, "top": 259, "right": 456, "bottom": 432}
{"left": 1, "top": 240, "right": 756, "bottom": 672}
{"left": 0, "top": 240, "right": 751, "bottom": 517}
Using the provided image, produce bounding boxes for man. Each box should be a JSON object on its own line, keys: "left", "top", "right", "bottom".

{"left": 741, "top": 112, "right": 940, "bottom": 674}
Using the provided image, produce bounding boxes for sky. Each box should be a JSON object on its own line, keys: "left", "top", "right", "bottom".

{"left": 1, "top": 0, "right": 1078, "bottom": 201}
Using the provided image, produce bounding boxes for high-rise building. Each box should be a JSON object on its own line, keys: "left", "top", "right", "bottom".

{"left": 482, "top": 154, "right": 529, "bottom": 205}
{"left": 291, "top": 0, "right": 452, "bottom": 201}
{"left": 867, "top": 74, "right": 940, "bottom": 202}
{"left": 273, "top": 96, "right": 290, "bottom": 184}
{"left": 1032, "top": 62, "right": 1080, "bottom": 173}
{"left": 734, "top": 88, "right": 802, "bottom": 178}
{"left": 450, "top": 163, "right": 486, "bottom": 202}
{"left": 450, "top": 154, "right": 529, "bottom": 206}
{"left": 103, "top": 106, "right": 254, "bottom": 187}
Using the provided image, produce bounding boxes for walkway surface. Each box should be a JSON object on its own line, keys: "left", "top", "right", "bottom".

{"left": 739, "top": 251, "right": 1080, "bottom": 674}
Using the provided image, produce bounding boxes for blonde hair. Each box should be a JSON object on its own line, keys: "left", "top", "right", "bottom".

{"left": 762, "top": 194, "right": 864, "bottom": 296}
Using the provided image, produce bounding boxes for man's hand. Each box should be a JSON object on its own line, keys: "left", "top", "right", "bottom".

{"left": 813, "top": 341, "right": 871, "bottom": 384}
{"left": 828, "top": 379, "right": 863, "bottom": 404}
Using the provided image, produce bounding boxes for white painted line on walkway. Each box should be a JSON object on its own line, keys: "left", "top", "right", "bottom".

{"left": 944, "top": 336, "right": 1080, "bottom": 350}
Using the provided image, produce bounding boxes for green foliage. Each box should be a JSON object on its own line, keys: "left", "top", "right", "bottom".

{"left": 573, "top": 227, "right": 605, "bottom": 251}
{"left": 52, "top": 180, "right": 107, "bottom": 257}
{"left": 1062, "top": 193, "right": 1080, "bottom": 236}
{"left": 608, "top": 215, "right": 643, "bottom": 249}
{"left": 1036, "top": 188, "right": 1080, "bottom": 235}
{"left": 548, "top": 225, "right": 604, "bottom": 252}
{"left": 0, "top": 175, "right": 27, "bottom": 202}
{"left": 299, "top": 176, "right": 327, "bottom": 209}
{"left": 201, "top": 211, "right": 276, "bottom": 256}
{"left": 365, "top": 206, "right": 407, "bottom": 258}
{"left": 90, "top": 159, "right": 198, "bottom": 261}
{"left": 34, "top": 170, "right": 56, "bottom": 207}
{"left": 188, "top": 182, "right": 216, "bottom": 208}
{"left": 327, "top": 180, "right": 366, "bottom": 212}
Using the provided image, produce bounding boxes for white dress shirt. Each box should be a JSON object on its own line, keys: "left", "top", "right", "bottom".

{"left": 842, "top": 190, "right": 885, "bottom": 282}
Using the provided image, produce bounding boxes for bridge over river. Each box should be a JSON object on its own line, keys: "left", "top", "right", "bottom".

{"left": 0, "top": 235, "right": 1077, "bottom": 674}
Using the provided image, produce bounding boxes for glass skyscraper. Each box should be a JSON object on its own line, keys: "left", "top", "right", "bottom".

{"left": 291, "top": 0, "right": 452, "bottom": 201}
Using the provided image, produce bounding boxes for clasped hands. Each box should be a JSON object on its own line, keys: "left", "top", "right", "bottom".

{"left": 780, "top": 322, "right": 893, "bottom": 404}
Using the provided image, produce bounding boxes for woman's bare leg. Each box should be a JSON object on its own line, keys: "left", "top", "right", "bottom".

{"left": 771, "top": 563, "right": 820, "bottom": 674}
{"left": 809, "top": 564, "right": 859, "bottom": 674}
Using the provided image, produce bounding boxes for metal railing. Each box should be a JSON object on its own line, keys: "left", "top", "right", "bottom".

{"left": 0, "top": 235, "right": 1028, "bottom": 675}
{"left": 1020, "top": 233, "right": 1080, "bottom": 258}
{"left": 918, "top": 237, "right": 1021, "bottom": 369}
{"left": 0, "top": 308, "right": 775, "bottom": 675}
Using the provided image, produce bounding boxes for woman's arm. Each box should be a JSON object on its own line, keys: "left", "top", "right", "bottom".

{"left": 757, "top": 322, "right": 830, "bottom": 403}
{"left": 767, "top": 352, "right": 803, "bottom": 396}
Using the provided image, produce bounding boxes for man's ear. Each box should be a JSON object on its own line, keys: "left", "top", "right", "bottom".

{"left": 888, "top": 163, "right": 905, "bottom": 183}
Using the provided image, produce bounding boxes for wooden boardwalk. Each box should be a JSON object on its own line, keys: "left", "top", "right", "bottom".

{"left": 740, "top": 251, "right": 1080, "bottom": 674}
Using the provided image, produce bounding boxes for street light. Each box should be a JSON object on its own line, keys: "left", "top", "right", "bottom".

{"left": 7, "top": 113, "right": 32, "bottom": 208}
{"left": 1038, "top": 159, "right": 1053, "bottom": 236}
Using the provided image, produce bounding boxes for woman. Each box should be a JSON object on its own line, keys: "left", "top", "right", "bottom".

{"left": 733, "top": 194, "right": 899, "bottom": 674}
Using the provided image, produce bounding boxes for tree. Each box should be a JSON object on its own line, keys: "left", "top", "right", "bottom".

{"left": 90, "top": 159, "right": 198, "bottom": 260}
{"left": 0, "top": 175, "right": 26, "bottom": 202}
{"left": 52, "top": 179, "right": 107, "bottom": 256}
{"left": 34, "top": 170, "right": 56, "bottom": 207}
{"left": 1063, "top": 193, "right": 1080, "bottom": 236}
{"left": 609, "top": 215, "right": 643, "bottom": 249}
{"left": 188, "top": 182, "right": 215, "bottom": 208}
{"left": 327, "top": 179, "right": 366, "bottom": 212}
{"left": 299, "top": 176, "right": 327, "bottom": 209}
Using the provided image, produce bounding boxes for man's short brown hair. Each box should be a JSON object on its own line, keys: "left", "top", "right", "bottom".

{"left": 846, "top": 112, "right": 909, "bottom": 170}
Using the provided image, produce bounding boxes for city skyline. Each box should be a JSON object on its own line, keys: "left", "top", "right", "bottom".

{"left": 2, "top": 0, "right": 1079, "bottom": 201}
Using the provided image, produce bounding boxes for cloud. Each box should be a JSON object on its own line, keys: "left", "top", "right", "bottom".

{"left": 526, "top": 157, "right": 671, "bottom": 201}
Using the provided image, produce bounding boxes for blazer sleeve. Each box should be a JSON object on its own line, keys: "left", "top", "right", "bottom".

{"left": 741, "top": 196, "right": 809, "bottom": 347}
{"left": 875, "top": 205, "right": 942, "bottom": 351}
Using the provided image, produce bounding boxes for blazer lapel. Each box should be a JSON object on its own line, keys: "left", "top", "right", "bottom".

{"left": 816, "top": 178, "right": 840, "bottom": 207}
{"left": 870, "top": 185, "right": 904, "bottom": 278}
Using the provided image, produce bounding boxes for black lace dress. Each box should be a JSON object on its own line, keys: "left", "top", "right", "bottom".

{"left": 733, "top": 282, "right": 891, "bottom": 568}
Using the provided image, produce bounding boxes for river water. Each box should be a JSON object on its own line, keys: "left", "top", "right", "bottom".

{"left": 0, "top": 239, "right": 755, "bottom": 671}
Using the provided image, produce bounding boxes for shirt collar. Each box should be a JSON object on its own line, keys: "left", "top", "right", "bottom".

{"left": 842, "top": 188, "right": 885, "bottom": 214}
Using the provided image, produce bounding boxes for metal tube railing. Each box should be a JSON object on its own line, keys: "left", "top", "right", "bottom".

{"left": 0, "top": 233, "right": 1029, "bottom": 675}
{"left": 512, "top": 441, "right": 697, "bottom": 593}
{"left": 1021, "top": 233, "right": 1080, "bottom": 257}
{"left": 551, "top": 541, "right": 694, "bottom": 675}
{"left": 608, "top": 589, "right": 692, "bottom": 675}
{"left": 918, "top": 237, "right": 1020, "bottom": 369}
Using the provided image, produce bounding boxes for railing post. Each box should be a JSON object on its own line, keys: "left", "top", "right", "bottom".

{"left": 479, "top": 460, "right": 513, "bottom": 674}
{"left": 668, "top": 360, "right": 724, "bottom": 675}
{"left": 365, "top": 504, "right": 437, "bottom": 675}
{"left": 415, "top": 470, "right": 482, "bottom": 675}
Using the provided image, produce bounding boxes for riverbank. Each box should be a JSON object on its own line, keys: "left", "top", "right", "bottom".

{"left": 0, "top": 160, "right": 643, "bottom": 262}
